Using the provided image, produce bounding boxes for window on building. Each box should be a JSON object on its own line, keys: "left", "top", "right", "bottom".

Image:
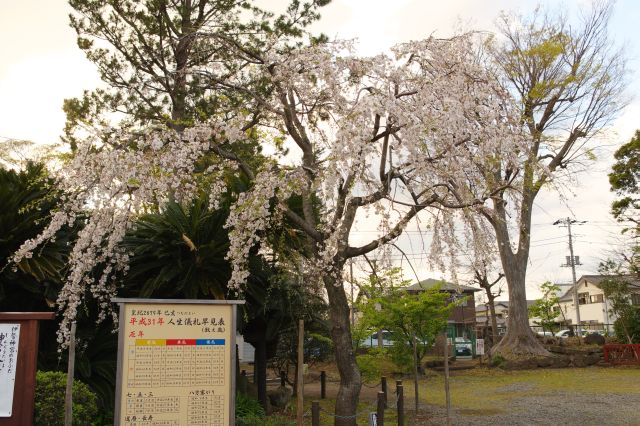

{"left": 631, "top": 293, "right": 640, "bottom": 306}
{"left": 590, "top": 294, "right": 604, "bottom": 303}
{"left": 578, "top": 292, "right": 589, "bottom": 305}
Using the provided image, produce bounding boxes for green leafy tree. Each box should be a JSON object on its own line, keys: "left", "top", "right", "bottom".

{"left": 358, "top": 276, "right": 457, "bottom": 372}
{"left": 528, "top": 281, "right": 562, "bottom": 333}
{"left": 599, "top": 129, "right": 640, "bottom": 343}
{"left": 0, "top": 162, "right": 67, "bottom": 309}
{"left": 609, "top": 130, "right": 640, "bottom": 238}
{"left": 64, "top": 0, "right": 330, "bottom": 145}
{"left": 598, "top": 261, "right": 640, "bottom": 343}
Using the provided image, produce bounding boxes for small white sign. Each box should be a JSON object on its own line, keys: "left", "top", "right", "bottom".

{"left": 0, "top": 323, "right": 20, "bottom": 417}
{"left": 476, "top": 338, "right": 485, "bottom": 356}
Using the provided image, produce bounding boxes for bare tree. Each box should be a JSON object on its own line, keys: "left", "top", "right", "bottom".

{"left": 481, "top": 1, "right": 629, "bottom": 357}
{"left": 473, "top": 268, "right": 504, "bottom": 346}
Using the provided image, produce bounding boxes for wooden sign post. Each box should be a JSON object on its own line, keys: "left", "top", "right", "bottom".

{"left": 112, "top": 299, "right": 244, "bottom": 426}
{"left": 0, "top": 312, "right": 55, "bottom": 426}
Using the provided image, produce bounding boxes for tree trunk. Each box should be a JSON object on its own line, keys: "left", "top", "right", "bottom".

{"left": 491, "top": 254, "right": 549, "bottom": 357}
{"left": 489, "top": 189, "right": 550, "bottom": 359}
{"left": 324, "top": 273, "right": 361, "bottom": 426}
{"left": 255, "top": 335, "right": 268, "bottom": 410}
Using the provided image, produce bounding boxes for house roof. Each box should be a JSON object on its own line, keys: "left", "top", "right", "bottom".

{"left": 405, "top": 278, "right": 480, "bottom": 293}
{"left": 558, "top": 275, "right": 640, "bottom": 301}
{"left": 475, "top": 300, "right": 535, "bottom": 313}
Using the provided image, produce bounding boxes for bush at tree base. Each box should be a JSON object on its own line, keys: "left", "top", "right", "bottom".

{"left": 235, "top": 393, "right": 265, "bottom": 425}
{"left": 356, "top": 348, "right": 385, "bottom": 381}
{"left": 34, "top": 371, "right": 100, "bottom": 426}
{"left": 614, "top": 309, "right": 640, "bottom": 344}
{"left": 235, "top": 393, "right": 294, "bottom": 425}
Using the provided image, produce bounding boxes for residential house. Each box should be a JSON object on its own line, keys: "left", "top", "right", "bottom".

{"left": 475, "top": 300, "right": 537, "bottom": 334}
{"left": 405, "top": 278, "right": 479, "bottom": 338}
{"left": 557, "top": 274, "right": 640, "bottom": 332}
{"left": 475, "top": 301, "right": 508, "bottom": 331}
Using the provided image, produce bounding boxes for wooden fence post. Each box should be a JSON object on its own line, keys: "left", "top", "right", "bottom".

{"left": 381, "top": 376, "right": 388, "bottom": 408}
{"left": 296, "top": 320, "right": 304, "bottom": 426}
{"left": 396, "top": 380, "right": 404, "bottom": 426}
{"left": 444, "top": 334, "right": 451, "bottom": 426}
{"left": 64, "top": 322, "right": 77, "bottom": 426}
{"left": 312, "top": 401, "right": 320, "bottom": 426}
{"left": 320, "top": 370, "right": 326, "bottom": 399}
{"left": 377, "top": 391, "right": 385, "bottom": 426}
{"left": 280, "top": 370, "right": 286, "bottom": 387}
{"left": 239, "top": 370, "right": 248, "bottom": 394}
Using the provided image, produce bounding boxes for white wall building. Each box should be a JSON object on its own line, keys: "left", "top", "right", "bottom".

{"left": 557, "top": 275, "right": 640, "bottom": 332}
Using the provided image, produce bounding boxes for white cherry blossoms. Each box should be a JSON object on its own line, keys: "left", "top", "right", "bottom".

{"left": 222, "top": 34, "right": 527, "bottom": 288}
{"left": 13, "top": 33, "right": 528, "bottom": 345}
{"left": 12, "top": 125, "right": 222, "bottom": 346}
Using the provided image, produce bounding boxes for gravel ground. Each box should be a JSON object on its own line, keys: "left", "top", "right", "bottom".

{"left": 416, "top": 391, "right": 640, "bottom": 426}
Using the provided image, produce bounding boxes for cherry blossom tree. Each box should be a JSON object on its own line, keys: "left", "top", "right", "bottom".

{"left": 14, "top": 34, "right": 525, "bottom": 423}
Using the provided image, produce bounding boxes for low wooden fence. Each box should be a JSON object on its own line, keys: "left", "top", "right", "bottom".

{"left": 603, "top": 344, "right": 640, "bottom": 365}
{"left": 309, "top": 377, "right": 405, "bottom": 426}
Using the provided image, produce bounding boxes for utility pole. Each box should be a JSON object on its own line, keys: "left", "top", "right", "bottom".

{"left": 554, "top": 217, "right": 586, "bottom": 337}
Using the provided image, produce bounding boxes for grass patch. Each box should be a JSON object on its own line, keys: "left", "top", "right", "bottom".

{"left": 409, "top": 366, "right": 640, "bottom": 412}
{"left": 268, "top": 366, "right": 640, "bottom": 424}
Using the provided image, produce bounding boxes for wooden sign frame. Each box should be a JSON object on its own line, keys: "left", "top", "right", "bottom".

{"left": 0, "top": 312, "right": 55, "bottom": 426}
{"left": 112, "top": 299, "right": 244, "bottom": 426}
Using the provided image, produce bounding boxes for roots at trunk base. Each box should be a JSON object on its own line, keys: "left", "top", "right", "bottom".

{"left": 490, "top": 330, "right": 552, "bottom": 362}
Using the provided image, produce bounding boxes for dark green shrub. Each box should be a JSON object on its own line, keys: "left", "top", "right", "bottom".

{"left": 34, "top": 371, "right": 98, "bottom": 426}
{"left": 614, "top": 308, "right": 640, "bottom": 343}
{"left": 491, "top": 354, "right": 506, "bottom": 368}
{"left": 356, "top": 347, "right": 386, "bottom": 381}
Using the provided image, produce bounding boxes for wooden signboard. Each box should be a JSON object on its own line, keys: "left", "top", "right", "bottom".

{"left": 0, "top": 324, "right": 20, "bottom": 417}
{"left": 112, "top": 299, "right": 244, "bottom": 426}
{"left": 0, "top": 312, "right": 55, "bottom": 426}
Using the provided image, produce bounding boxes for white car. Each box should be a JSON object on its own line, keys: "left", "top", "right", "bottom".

{"left": 361, "top": 330, "right": 394, "bottom": 347}
{"left": 555, "top": 329, "right": 589, "bottom": 338}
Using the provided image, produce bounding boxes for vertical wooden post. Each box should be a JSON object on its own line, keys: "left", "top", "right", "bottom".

{"left": 296, "top": 319, "right": 304, "bottom": 426}
{"left": 443, "top": 334, "right": 451, "bottom": 426}
{"left": 311, "top": 401, "right": 320, "bottom": 426}
{"left": 412, "top": 333, "right": 419, "bottom": 417}
{"left": 320, "top": 370, "right": 326, "bottom": 399}
{"left": 239, "top": 370, "right": 248, "bottom": 394}
{"left": 381, "top": 376, "right": 388, "bottom": 408}
{"left": 64, "top": 322, "right": 77, "bottom": 426}
{"left": 396, "top": 380, "right": 404, "bottom": 426}
{"left": 280, "top": 370, "right": 286, "bottom": 387}
{"left": 377, "top": 391, "right": 385, "bottom": 426}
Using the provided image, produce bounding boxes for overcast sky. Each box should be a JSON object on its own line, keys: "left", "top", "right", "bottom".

{"left": 1, "top": 0, "right": 638, "bottom": 300}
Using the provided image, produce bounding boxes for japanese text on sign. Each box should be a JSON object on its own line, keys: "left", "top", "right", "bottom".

{"left": 117, "top": 303, "right": 233, "bottom": 426}
{"left": 0, "top": 324, "right": 20, "bottom": 417}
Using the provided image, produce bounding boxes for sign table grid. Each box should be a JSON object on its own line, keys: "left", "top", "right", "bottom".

{"left": 127, "top": 340, "right": 226, "bottom": 388}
